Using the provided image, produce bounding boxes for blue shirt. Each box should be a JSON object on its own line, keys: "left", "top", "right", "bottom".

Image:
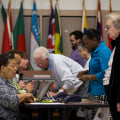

{"left": 88, "top": 41, "right": 111, "bottom": 96}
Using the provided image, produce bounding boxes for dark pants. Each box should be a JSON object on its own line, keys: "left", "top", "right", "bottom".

{"left": 17, "top": 104, "right": 33, "bottom": 120}
{"left": 110, "top": 104, "right": 120, "bottom": 120}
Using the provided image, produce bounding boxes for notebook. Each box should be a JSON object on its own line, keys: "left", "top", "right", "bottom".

{"left": 35, "top": 81, "right": 53, "bottom": 102}
{"left": 21, "top": 70, "right": 55, "bottom": 102}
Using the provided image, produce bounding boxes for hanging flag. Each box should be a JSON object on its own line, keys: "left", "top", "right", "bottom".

{"left": 30, "top": 0, "right": 41, "bottom": 70}
{"left": 108, "top": 0, "right": 113, "bottom": 51}
{"left": 1, "top": 3, "right": 7, "bottom": 25}
{"left": 13, "top": 2, "right": 26, "bottom": 51}
{"left": 96, "top": 0, "right": 103, "bottom": 41}
{"left": 55, "top": 1, "right": 63, "bottom": 54}
{"left": 2, "top": 0, "right": 13, "bottom": 53}
{"left": 47, "top": 1, "right": 55, "bottom": 53}
{"left": 81, "top": 0, "right": 88, "bottom": 33}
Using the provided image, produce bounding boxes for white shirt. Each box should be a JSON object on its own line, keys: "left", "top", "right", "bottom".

{"left": 103, "top": 48, "right": 115, "bottom": 85}
{"left": 49, "top": 54, "right": 85, "bottom": 93}
{"left": 84, "top": 57, "right": 91, "bottom": 70}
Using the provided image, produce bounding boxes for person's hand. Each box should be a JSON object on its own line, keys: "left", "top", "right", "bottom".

{"left": 24, "top": 82, "right": 34, "bottom": 93}
{"left": 19, "top": 80, "right": 25, "bottom": 89}
{"left": 49, "top": 91, "right": 58, "bottom": 96}
{"left": 79, "top": 75, "right": 89, "bottom": 82}
{"left": 25, "top": 93, "right": 34, "bottom": 103}
{"left": 117, "top": 102, "right": 120, "bottom": 112}
{"left": 77, "top": 70, "right": 88, "bottom": 78}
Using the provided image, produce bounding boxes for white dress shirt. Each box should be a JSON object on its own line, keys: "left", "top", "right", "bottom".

{"left": 103, "top": 48, "right": 115, "bottom": 85}
{"left": 49, "top": 54, "right": 85, "bottom": 93}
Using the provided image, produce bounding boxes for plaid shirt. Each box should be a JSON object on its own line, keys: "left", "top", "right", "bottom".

{"left": 0, "top": 77, "right": 19, "bottom": 120}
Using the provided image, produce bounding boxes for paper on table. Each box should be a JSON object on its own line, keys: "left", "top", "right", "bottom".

{"left": 29, "top": 103, "right": 64, "bottom": 105}
{"left": 33, "top": 75, "right": 51, "bottom": 78}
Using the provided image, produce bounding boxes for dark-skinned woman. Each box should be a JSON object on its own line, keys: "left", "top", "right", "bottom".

{"left": 77, "top": 28, "right": 111, "bottom": 119}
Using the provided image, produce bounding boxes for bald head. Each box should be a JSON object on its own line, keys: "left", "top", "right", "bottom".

{"left": 33, "top": 47, "right": 50, "bottom": 69}
{"left": 33, "top": 47, "right": 49, "bottom": 60}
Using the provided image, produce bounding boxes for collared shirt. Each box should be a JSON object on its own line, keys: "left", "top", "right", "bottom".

{"left": 84, "top": 57, "right": 91, "bottom": 70}
{"left": 48, "top": 54, "right": 85, "bottom": 93}
{"left": 70, "top": 46, "right": 87, "bottom": 67}
{"left": 88, "top": 41, "right": 111, "bottom": 96}
{"left": 48, "top": 54, "right": 52, "bottom": 70}
{"left": 103, "top": 48, "right": 115, "bottom": 85}
{"left": 11, "top": 79, "right": 27, "bottom": 93}
{"left": 0, "top": 77, "right": 19, "bottom": 120}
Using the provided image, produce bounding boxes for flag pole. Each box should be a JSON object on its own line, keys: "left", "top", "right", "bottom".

{"left": 82, "top": 0, "right": 84, "bottom": 32}
{"left": 109, "top": 0, "right": 112, "bottom": 12}
{"left": 83, "top": 0, "right": 85, "bottom": 10}
{"left": 9, "top": 0, "right": 12, "bottom": 7}
{"left": 22, "top": 0, "right": 24, "bottom": 4}
{"left": 96, "top": 0, "right": 99, "bottom": 29}
{"left": 8, "top": 0, "right": 12, "bottom": 14}
{"left": 50, "top": 0, "right": 52, "bottom": 9}
{"left": 56, "top": 0, "right": 61, "bottom": 36}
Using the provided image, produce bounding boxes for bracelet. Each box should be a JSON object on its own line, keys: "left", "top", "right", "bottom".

{"left": 89, "top": 75, "right": 91, "bottom": 80}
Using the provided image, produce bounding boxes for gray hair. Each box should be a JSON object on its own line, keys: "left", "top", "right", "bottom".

{"left": 33, "top": 47, "right": 49, "bottom": 60}
{"left": 106, "top": 13, "right": 120, "bottom": 29}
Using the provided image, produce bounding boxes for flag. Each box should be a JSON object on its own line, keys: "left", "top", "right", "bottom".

{"left": 55, "top": 2, "right": 63, "bottom": 54}
{"left": 30, "top": 0, "right": 41, "bottom": 70}
{"left": 13, "top": 2, "right": 26, "bottom": 51}
{"left": 96, "top": 0, "right": 103, "bottom": 41}
{"left": 47, "top": 3, "right": 55, "bottom": 53}
{"left": 108, "top": 0, "right": 113, "bottom": 51}
{"left": 2, "top": 0, "right": 13, "bottom": 53}
{"left": 1, "top": 3, "right": 7, "bottom": 25}
{"left": 81, "top": 0, "right": 88, "bottom": 33}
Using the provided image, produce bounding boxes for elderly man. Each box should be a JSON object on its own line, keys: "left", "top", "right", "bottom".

{"left": 33, "top": 47, "right": 89, "bottom": 98}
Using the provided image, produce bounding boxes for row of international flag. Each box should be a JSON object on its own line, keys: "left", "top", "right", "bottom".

{"left": 0, "top": 0, "right": 113, "bottom": 70}
{"left": 0, "top": 0, "right": 63, "bottom": 70}
{"left": 47, "top": 0, "right": 63, "bottom": 54}
{"left": 82, "top": 0, "right": 113, "bottom": 51}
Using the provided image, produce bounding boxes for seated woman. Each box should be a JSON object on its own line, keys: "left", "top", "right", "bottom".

{"left": 0, "top": 51, "right": 34, "bottom": 120}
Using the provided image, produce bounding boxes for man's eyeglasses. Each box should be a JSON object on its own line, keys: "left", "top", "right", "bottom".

{"left": 104, "top": 25, "right": 111, "bottom": 31}
{"left": 34, "top": 62, "right": 42, "bottom": 65}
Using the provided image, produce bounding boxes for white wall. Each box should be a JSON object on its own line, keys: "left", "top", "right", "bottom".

{"left": 1, "top": 0, "right": 120, "bottom": 11}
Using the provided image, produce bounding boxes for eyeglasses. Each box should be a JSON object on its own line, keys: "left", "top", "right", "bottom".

{"left": 34, "top": 62, "right": 42, "bottom": 66}
{"left": 104, "top": 25, "right": 111, "bottom": 31}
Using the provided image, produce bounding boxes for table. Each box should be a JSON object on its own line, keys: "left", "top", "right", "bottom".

{"left": 25, "top": 100, "right": 109, "bottom": 109}
{"left": 25, "top": 101, "right": 109, "bottom": 120}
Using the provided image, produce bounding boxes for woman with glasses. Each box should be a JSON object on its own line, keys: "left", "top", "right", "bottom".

{"left": 103, "top": 13, "right": 120, "bottom": 120}
{"left": 0, "top": 52, "right": 34, "bottom": 120}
